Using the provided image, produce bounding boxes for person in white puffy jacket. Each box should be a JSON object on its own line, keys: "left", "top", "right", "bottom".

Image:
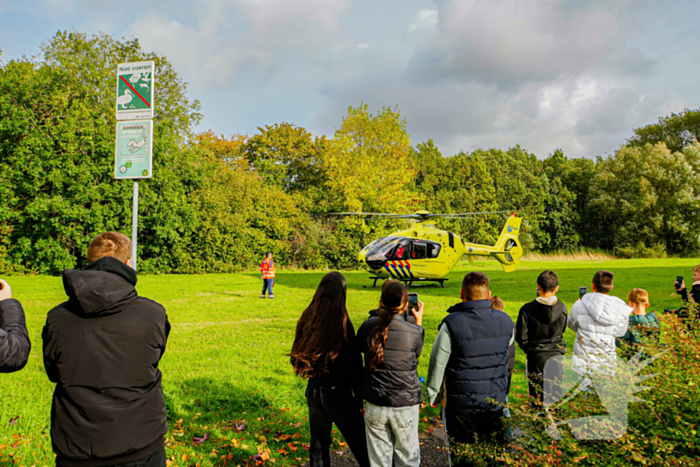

{"left": 567, "top": 270, "right": 631, "bottom": 391}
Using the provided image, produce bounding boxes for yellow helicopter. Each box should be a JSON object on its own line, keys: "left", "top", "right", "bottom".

{"left": 336, "top": 211, "right": 524, "bottom": 288}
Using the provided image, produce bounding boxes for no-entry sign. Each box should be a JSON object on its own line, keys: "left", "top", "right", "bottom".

{"left": 116, "top": 61, "right": 155, "bottom": 120}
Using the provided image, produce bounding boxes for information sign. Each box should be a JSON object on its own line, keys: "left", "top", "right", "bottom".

{"left": 114, "top": 120, "right": 153, "bottom": 179}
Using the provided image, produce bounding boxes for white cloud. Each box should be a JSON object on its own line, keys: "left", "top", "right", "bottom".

{"left": 408, "top": 9, "right": 438, "bottom": 32}
{"left": 405, "top": 0, "right": 652, "bottom": 88}
{"left": 125, "top": 0, "right": 350, "bottom": 89}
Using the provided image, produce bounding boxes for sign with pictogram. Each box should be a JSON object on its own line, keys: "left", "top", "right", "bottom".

{"left": 116, "top": 61, "right": 155, "bottom": 120}
{"left": 114, "top": 120, "right": 153, "bottom": 179}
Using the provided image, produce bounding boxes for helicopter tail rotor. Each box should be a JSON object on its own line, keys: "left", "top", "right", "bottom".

{"left": 493, "top": 215, "right": 524, "bottom": 272}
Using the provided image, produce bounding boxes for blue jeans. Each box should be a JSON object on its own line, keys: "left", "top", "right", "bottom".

{"left": 364, "top": 402, "right": 420, "bottom": 467}
{"left": 262, "top": 278, "right": 274, "bottom": 297}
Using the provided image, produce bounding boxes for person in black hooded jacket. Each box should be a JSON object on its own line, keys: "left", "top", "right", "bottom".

{"left": 42, "top": 232, "right": 170, "bottom": 467}
{"left": 357, "top": 281, "right": 424, "bottom": 467}
{"left": 0, "top": 279, "right": 31, "bottom": 373}
{"left": 515, "top": 270, "right": 568, "bottom": 405}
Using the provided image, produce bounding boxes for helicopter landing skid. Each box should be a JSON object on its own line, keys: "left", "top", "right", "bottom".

{"left": 367, "top": 276, "right": 448, "bottom": 289}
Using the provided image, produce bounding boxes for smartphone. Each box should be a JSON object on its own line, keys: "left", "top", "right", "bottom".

{"left": 408, "top": 293, "right": 418, "bottom": 312}
{"left": 675, "top": 275, "right": 684, "bottom": 289}
{"left": 579, "top": 286, "right": 587, "bottom": 299}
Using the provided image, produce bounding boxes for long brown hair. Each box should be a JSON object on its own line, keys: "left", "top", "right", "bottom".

{"left": 290, "top": 272, "right": 350, "bottom": 378}
{"left": 367, "top": 281, "right": 408, "bottom": 371}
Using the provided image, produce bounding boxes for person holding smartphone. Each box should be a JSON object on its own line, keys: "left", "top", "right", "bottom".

{"left": 675, "top": 265, "right": 700, "bottom": 304}
{"left": 357, "top": 281, "right": 425, "bottom": 467}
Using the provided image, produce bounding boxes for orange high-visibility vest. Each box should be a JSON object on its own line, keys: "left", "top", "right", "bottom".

{"left": 260, "top": 259, "right": 276, "bottom": 279}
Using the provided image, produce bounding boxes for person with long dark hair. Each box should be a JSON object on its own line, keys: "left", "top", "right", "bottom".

{"left": 357, "top": 281, "right": 425, "bottom": 467}
{"left": 290, "top": 272, "right": 370, "bottom": 467}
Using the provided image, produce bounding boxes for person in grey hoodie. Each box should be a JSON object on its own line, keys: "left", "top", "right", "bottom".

{"left": 567, "top": 270, "right": 630, "bottom": 392}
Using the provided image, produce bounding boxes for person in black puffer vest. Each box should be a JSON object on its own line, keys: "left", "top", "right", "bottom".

{"left": 0, "top": 279, "right": 31, "bottom": 373}
{"left": 357, "top": 281, "right": 425, "bottom": 467}
{"left": 42, "top": 232, "right": 170, "bottom": 467}
{"left": 426, "top": 272, "right": 514, "bottom": 467}
{"left": 515, "top": 270, "right": 568, "bottom": 405}
{"left": 290, "top": 272, "right": 370, "bottom": 467}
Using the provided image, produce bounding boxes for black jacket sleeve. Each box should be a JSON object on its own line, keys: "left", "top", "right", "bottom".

{"left": 0, "top": 299, "right": 31, "bottom": 373}
{"left": 515, "top": 306, "right": 528, "bottom": 351}
{"left": 42, "top": 322, "right": 58, "bottom": 383}
{"left": 346, "top": 320, "right": 364, "bottom": 408}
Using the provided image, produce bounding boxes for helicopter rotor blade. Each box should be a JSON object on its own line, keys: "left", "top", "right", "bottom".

{"left": 427, "top": 210, "right": 513, "bottom": 218}
{"left": 331, "top": 212, "right": 408, "bottom": 217}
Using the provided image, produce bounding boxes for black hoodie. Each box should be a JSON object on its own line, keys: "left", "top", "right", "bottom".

{"left": 515, "top": 298, "right": 568, "bottom": 355}
{"left": 42, "top": 257, "right": 170, "bottom": 467}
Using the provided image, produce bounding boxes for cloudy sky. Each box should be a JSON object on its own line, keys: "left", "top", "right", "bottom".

{"left": 1, "top": 0, "right": 699, "bottom": 158}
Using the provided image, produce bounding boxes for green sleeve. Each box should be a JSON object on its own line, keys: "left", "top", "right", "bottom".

{"left": 426, "top": 325, "right": 452, "bottom": 405}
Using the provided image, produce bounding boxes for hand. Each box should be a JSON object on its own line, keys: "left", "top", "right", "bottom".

{"left": 0, "top": 279, "right": 12, "bottom": 301}
{"left": 676, "top": 280, "right": 686, "bottom": 291}
{"left": 411, "top": 300, "right": 424, "bottom": 326}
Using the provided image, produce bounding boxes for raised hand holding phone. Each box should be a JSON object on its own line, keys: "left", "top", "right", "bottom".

{"left": 0, "top": 279, "right": 11, "bottom": 301}
{"left": 411, "top": 299, "right": 424, "bottom": 326}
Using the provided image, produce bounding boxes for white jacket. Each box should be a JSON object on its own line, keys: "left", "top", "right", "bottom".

{"left": 567, "top": 293, "right": 631, "bottom": 376}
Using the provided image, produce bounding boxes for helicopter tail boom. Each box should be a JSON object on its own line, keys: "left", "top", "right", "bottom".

{"left": 492, "top": 215, "right": 523, "bottom": 272}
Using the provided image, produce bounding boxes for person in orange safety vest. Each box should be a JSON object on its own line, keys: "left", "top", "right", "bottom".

{"left": 260, "top": 252, "right": 276, "bottom": 299}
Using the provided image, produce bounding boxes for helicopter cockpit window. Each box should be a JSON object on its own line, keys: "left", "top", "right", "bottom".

{"left": 411, "top": 240, "right": 441, "bottom": 259}
{"left": 365, "top": 237, "right": 410, "bottom": 262}
{"left": 428, "top": 243, "right": 441, "bottom": 258}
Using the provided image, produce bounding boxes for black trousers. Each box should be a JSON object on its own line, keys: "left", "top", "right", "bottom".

{"left": 113, "top": 446, "right": 166, "bottom": 467}
{"left": 444, "top": 408, "right": 504, "bottom": 467}
{"left": 306, "top": 385, "right": 370, "bottom": 467}
{"left": 526, "top": 352, "right": 562, "bottom": 404}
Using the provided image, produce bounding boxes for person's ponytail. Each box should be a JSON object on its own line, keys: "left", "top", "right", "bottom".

{"left": 367, "top": 281, "right": 408, "bottom": 371}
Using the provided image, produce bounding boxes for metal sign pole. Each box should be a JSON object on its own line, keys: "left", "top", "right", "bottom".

{"left": 132, "top": 180, "right": 139, "bottom": 271}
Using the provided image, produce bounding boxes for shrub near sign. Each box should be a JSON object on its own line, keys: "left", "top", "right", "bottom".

{"left": 115, "top": 61, "right": 155, "bottom": 120}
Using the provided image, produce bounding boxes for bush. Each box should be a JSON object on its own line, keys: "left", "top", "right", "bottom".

{"left": 616, "top": 242, "right": 668, "bottom": 259}
{"left": 453, "top": 300, "right": 700, "bottom": 466}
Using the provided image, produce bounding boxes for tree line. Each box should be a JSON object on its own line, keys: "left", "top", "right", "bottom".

{"left": 1, "top": 31, "right": 699, "bottom": 274}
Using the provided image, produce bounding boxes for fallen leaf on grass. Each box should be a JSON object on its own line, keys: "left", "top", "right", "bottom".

{"left": 278, "top": 435, "right": 291, "bottom": 442}
{"left": 182, "top": 454, "right": 190, "bottom": 462}
{"left": 287, "top": 443, "right": 297, "bottom": 452}
{"left": 8, "top": 417, "right": 19, "bottom": 426}
{"left": 193, "top": 434, "right": 209, "bottom": 446}
{"left": 235, "top": 420, "right": 247, "bottom": 432}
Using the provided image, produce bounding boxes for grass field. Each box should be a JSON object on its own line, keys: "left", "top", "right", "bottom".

{"left": 1, "top": 258, "right": 697, "bottom": 466}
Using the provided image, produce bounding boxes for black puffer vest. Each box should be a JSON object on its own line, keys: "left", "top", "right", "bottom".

{"left": 357, "top": 314, "right": 425, "bottom": 407}
{"left": 441, "top": 300, "right": 514, "bottom": 413}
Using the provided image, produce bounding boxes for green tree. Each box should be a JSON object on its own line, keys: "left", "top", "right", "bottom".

{"left": 541, "top": 150, "right": 581, "bottom": 251}
{"left": 241, "top": 123, "right": 329, "bottom": 197}
{"left": 588, "top": 142, "right": 700, "bottom": 255}
{"left": 0, "top": 31, "right": 204, "bottom": 273}
{"left": 628, "top": 108, "right": 700, "bottom": 153}
{"left": 325, "top": 103, "right": 417, "bottom": 214}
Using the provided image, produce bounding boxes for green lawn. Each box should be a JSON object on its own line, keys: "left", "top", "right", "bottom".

{"left": 1, "top": 258, "right": 697, "bottom": 466}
